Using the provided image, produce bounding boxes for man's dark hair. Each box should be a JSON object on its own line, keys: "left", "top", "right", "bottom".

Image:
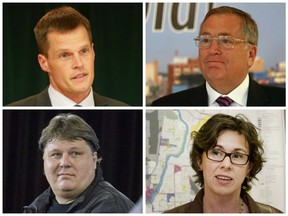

{"left": 39, "top": 113, "right": 99, "bottom": 153}
{"left": 190, "top": 113, "right": 265, "bottom": 191}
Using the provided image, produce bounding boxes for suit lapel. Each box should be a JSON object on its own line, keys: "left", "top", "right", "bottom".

{"left": 93, "top": 92, "right": 109, "bottom": 106}
{"left": 190, "top": 83, "right": 209, "bottom": 106}
{"left": 247, "top": 78, "right": 268, "bottom": 106}
{"left": 37, "top": 88, "right": 52, "bottom": 106}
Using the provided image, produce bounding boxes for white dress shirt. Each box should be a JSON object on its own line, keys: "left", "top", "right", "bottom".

{"left": 48, "top": 85, "right": 95, "bottom": 106}
{"left": 207, "top": 74, "right": 249, "bottom": 107}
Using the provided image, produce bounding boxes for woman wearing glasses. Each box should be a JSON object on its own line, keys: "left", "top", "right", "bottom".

{"left": 165, "top": 113, "right": 282, "bottom": 213}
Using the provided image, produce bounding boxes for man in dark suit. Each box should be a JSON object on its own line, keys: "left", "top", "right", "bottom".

{"left": 152, "top": 6, "right": 285, "bottom": 107}
{"left": 7, "top": 6, "right": 126, "bottom": 106}
{"left": 8, "top": 87, "right": 126, "bottom": 106}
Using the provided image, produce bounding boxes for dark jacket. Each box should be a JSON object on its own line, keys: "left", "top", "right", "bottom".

{"left": 7, "top": 87, "right": 128, "bottom": 106}
{"left": 23, "top": 168, "right": 135, "bottom": 213}
{"left": 151, "top": 78, "right": 285, "bottom": 106}
{"left": 164, "top": 188, "right": 283, "bottom": 213}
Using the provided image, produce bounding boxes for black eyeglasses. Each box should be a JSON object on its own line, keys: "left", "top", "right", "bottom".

{"left": 206, "top": 148, "right": 249, "bottom": 165}
{"left": 194, "top": 34, "right": 251, "bottom": 49}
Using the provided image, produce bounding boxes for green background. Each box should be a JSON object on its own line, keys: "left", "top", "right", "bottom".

{"left": 3, "top": 3, "right": 143, "bottom": 106}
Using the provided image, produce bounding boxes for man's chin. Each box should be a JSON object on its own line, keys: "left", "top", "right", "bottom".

{"left": 64, "top": 87, "right": 91, "bottom": 102}
{"left": 58, "top": 186, "right": 75, "bottom": 193}
{"left": 57, "top": 181, "right": 76, "bottom": 192}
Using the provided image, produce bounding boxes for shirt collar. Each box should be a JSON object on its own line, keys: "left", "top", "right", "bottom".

{"left": 206, "top": 74, "right": 249, "bottom": 107}
{"left": 48, "top": 85, "right": 95, "bottom": 106}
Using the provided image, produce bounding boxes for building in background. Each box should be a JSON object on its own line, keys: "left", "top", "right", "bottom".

{"left": 167, "top": 57, "right": 201, "bottom": 94}
{"left": 146, "top": 60, "right": 168, "bottom": 105}
{"left": 146, "top": 3, "right": 285, "bottom": 105}
{"left": 250, "top": 57, "right": 286, "bottom": 87}
{"left": 146, "top": 55, "right": 285, "bottom": 105}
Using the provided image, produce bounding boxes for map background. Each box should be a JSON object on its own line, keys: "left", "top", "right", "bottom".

{"left": 146, "top": 109, "right": 285, "bottom": 213}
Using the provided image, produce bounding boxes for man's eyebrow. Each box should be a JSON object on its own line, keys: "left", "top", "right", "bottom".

{"left": 46, "top": 146, "right": 83, "bottom": 152}
{"left": 55, "top": 44, "right": 91, "bottom": 53}
{"left": 45, "top": 148, "right": 61, "bottom": 154}
{"left": 69, "top": 146, "right": 83, "bottom": 150}
{"left": 199, "top": 32, "right": 230, "bottom": 36}
{"left": 55, "top": 48, "right": 69, "bottom": 53}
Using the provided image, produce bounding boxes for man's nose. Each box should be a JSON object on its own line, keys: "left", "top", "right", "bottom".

{"left": 72, "top": 54, "right": 84, "bottom": 68}
{"left": 209, "top": 39, "right": 221, "bottom": 54}
{"left": 60, "top": 153, "right": 71, "bottom": 167}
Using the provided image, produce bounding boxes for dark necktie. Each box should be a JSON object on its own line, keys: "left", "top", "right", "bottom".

{"left": 216, "top": 96, "right": 233, "bottom": 106}
{"left": 74, "top": 104, "right": 82, "bottom": 107}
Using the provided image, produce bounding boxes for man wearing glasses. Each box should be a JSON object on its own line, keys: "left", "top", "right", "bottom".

{"left": 151, "top": 6, "right": 285, "bottom": 106}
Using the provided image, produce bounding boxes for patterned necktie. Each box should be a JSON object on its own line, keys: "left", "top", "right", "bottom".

{"left": 216, "top": 96, "right": 233, "bottom": 106}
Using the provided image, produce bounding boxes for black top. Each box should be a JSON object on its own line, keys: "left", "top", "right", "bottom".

{"left": 23, "top": 167, "right": 135, "bottom": 213}
{"left": 46, "top": 198, "right": 72, "bottom": 213}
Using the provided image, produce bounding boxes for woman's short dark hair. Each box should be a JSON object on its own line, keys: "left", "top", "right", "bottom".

{"left": 190, "top": 113, "right": 265, "bottom": 191}
{"left": 39, "top": 113, "right": 99, "bottom": 153}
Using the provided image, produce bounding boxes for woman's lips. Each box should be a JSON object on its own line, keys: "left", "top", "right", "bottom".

{"left": 216, "top": 175, "right": 233, "bottom": 181}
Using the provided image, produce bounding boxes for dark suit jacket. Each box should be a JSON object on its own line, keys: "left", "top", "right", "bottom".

{"left": 7, "top": 87, "right": 128, "bottom": 106}
{"left": 151, "top": 78, "right": 285, "bottom": 106}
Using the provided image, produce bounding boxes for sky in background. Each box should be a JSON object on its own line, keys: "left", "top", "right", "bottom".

{"left": 146, "top": 3, "right": 286, "bottom": 72}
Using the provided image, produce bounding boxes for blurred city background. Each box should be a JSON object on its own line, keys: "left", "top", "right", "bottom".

{"left": 146, "top": 3, "right": 285, "bottom": 105}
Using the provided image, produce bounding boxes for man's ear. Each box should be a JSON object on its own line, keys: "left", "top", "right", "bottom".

{"left": 247, "top": 45, "right": 257, "bottom": 68}
{"left": 93, "top": 152, "right": 97, "bottom": 169}
{"left": 92, "top": 43, "right": 96, "bottom": 60}
{"left": 38, "top": 54, "right": 50, "bottom": 73}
